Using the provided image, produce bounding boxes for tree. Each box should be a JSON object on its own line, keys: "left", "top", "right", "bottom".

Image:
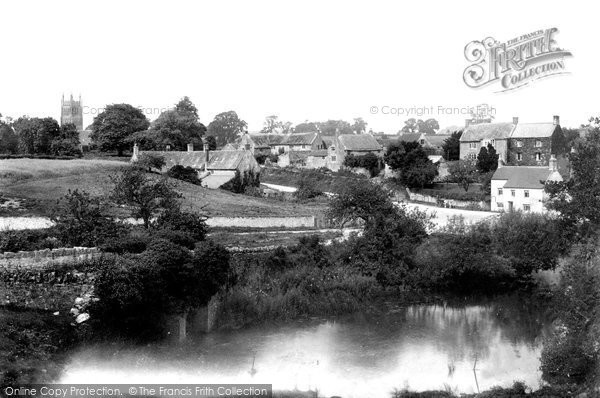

{"left": 327, "top": 180, "right": 395, "bottom": 227}
{"left": 352, "top": 117, "right": 368, "bottom": 134}
{"left": 546, "top": 126, "right": 600, "bottom": 234}
{"left": 205, "top": 135, "right": 217, "bottom": 150}
{"left": 294, "top": 121, "right": 319, "bottom": 134}
{"left": 400, "top": 118, "right": 439, "bottom": 135}
{"left": 110, "top": 166, "right": 181, "bottom": 228}
{"left": 51, "top": 189, "right": 124, "bottom": 246}
{"left": 132, "top": 97, "right": 206, "bottom": 151}
{"left": 260, "top": 115, "right": 280, "bottom": 135}
{"left": 476, "top": 143, "right": 499, "bottom": 173}
{"left": 385, "top": 141, "right": 438, "bottom": 188}
{"left": 0, "top": 123, "right": 18, "bottom": 154}
{"left": 137, "top": 153, "right": 166, "bottom": 172}
{"left": 343, "top": 153, "right": 381, "bottom": 177}
{"left": 448, "top": 160, "right": 477, "bottom": 192}
{"left": 90, "top": 104, "right": 150, "bottom": 155}
{"left": 294, "top": 176, "right": 322, "bottom": 201}
{"left": 167, "top": 165, "right": 201, "bottom": 185}
{"left": 442, "top": 131, "right": 462, "bottom": 160}
{"left": 13, "top": 116, "right": 61, "bottom": 154}
{"left": 50, "top": 123, "right": 81, "bottom": 156}
{"left": 207, "top": 111, "right": 247, "bottom": 147}
{"left": 317, "top": 120, "right": 353, "bottom": 135}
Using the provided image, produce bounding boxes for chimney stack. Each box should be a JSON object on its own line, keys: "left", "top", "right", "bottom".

{"left": 549, "top": 154, "right": 558, "bottom": 172}
{"left": 512, "top": 116, "right": 519, "bottom": 125}
{"left": 187, "top": 143, "right": 193, "bottom": 152}
{"left": 203, "top": 139, "right": 209, "bottom": 172}
{"left": 553, "top": 115, "right": 560, "bottom": 125}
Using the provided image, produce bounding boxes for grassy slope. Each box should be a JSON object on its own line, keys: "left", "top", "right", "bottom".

{"left": 0, "top": 159, "right": 326, "bottom": 218}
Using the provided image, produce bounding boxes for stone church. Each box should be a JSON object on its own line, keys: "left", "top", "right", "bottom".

{"left": 60, "top": 94, "right": 92, "bottom": 149}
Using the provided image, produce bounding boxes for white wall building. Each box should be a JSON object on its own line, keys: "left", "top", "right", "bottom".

{"left": 490, "top": 155, "right": 562, "bottom": 213}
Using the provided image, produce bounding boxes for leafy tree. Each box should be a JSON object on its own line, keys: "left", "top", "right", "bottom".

{"left": 448, "top": 160, "right": 477, "bottom": 192}
{"left": 13, "top": 117, "right": 61, "bottom": 154}
{"left": 343, "top": 153, "right": 381, "bottom": 177}
{"left": 327, "top": 180, "right": 395, "bottom": 227}
{"left": 51, "top": 189, "right": 124, "bottom": 246}
{"left": 546, "top": 126, "right": 600, "bottom": 235}
{"left": 318, "top": 120, "right": 353, "bottom": 135}
{"left": 90, "top": 104, "right": 150, "bottom": 155}
{"left": 207, "top": 111, "right": 247, "bottom": 147}
{"left": 132, "top": 97, "right": 206, "bottom": 151}
{"left": 167, "top": 165, "right": 200, "bottom": 185}
{"left": 385, "top": 141, "right": 437, "bottom": 188}
{"left": 476, "top": 143, "right": 499, "bottom": 173}
{"left": 399, "top": 118, "right": 439, "bottom": 135}
{"left": 442, "top": 130, "right": 462, "bottom": 160}
{"left": 260, "top": 115, "right": 281, "bottom": 135}
{"left": 294, "top": 176, "right": 322, "bottom": 201}
{"left": 110, "top": 166, "right": 181, "bottom": 228}
{"left": 153, "top": 206, "right": 207, "bottom": 242}
{"left": 205, "top": 135, "right": 217, "bottom": 150}
{"left": 352, "top": 117, "right": 368, "bottom": 134}
{"left": 294, "top": 121, "right": 319, "bottom": 134}
{"left": 50, "top": 123, "right": 81, "bottom": 156}
{"left": 0, "top": 123, "right": 18, "bottom": 154}
{"left": 137, "top": 153, "right": 166, "bottom": 172}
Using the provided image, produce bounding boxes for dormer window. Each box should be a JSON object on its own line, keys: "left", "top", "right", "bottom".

{"left": 535, "top": 140, "right": 542, "bottom": 147}
{"left": 516, "top": 141, "right": 523, "bottom": 148}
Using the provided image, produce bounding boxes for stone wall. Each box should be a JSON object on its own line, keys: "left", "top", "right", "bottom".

{"left": 206, "top": 216, "right": 317, "bottom": 228}
{"left": 0, "top": 247, "right": 101, "bottom": 269}
{"left": 406, "top": 188, "right": 488, "bottom": 210}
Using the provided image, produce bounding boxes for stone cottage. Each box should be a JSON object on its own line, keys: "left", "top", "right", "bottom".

{"left": 131, "top": 143, "right": 260, "bottom": 189}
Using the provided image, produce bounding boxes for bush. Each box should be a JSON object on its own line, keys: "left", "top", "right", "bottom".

{"left": 220, "top": 170, "right": 260, "bottom": 194}
{"left": 294, "top": 176, "right": 322, "bottom": 201}
{"left": 343, "top": 153, "right": 382, "bottom": 177}
{"left": 254, "top": 154, "right": 268, "bottom": 165}
{"left": 153, "top": 207, "right": 207, "bottom": 242}
{"left": 100, "top": 233, "right": 148, "bottom": 254}
{"left": 167, "top": 165, "right": 200, "bottom": 185}
{"left": 0, "top": 229, "right": 60, "bottom": 253}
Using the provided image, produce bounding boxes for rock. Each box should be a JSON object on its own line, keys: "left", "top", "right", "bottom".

{"left": 53, "top": 311, "right": 59, "bottom": 316}
{"left": 75, "top": 313, "right": 90, "bottom": 324}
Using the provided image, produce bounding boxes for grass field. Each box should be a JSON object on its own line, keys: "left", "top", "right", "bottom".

{"left": 0, "top": 159, "right": 327, "bottom": 218}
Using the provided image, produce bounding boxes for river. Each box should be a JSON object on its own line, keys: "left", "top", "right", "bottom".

{"left": 58, "top": 294, "right": 552, "bottom": 397}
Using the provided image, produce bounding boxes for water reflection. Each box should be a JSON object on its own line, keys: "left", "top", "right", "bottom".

{"left": 60, "top": 295, "right": 551, "bottom": 397}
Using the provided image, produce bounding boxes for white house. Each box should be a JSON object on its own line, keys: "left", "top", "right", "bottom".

{"left": 490, "top": 155, "right": 563, "bottom": 213}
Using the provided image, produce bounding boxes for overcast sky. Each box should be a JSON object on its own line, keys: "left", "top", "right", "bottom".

{"left": 0, "top": 0, "right": 596, "bottom": 133}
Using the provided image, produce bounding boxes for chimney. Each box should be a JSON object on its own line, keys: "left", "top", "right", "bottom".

{"left": 133, "top": 143, "right": 139, "bottom": 160}
{"left": 549, "top": 154, "right": 558, "bottom": 172}
{"left": 203, "top": 139, "right": 209, "bottom": 172}
{"left": 187, "top": 143, "right": 194, "bottom": 152}
{"left": 465, "top": 118, "right": 472, "bottom": 127}
{"left": 512, "top": 116, "right": 519, "bottom": 125}
{"left": 553, "top": 115, "right": 560, "bottom": 125}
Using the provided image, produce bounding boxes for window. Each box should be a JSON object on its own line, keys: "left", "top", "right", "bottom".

{"left": 469, "top": 142, "right": 477, "bottom": 149}
{"left": 524, "top": 190, "right": 529, "bottom": 198}
{"left": 331, "top": 155, "right": 336, "bottom": 162}
{"left": 491, "top": 139, "right": 495, "bottom": 146}
{"left": 498, "top": 188, "right": 503, "bottom": 195}
{"left": 511, "top": 190, "right": 516, "bottom": 197}
{"left": 535, "top": 152, "right": 541, "bottom": 161}
{"left": 497, "top": 202, "right": 504, "bottom": 208}
{"left": 535, "top": 140, "right": 542, "bottom": 147}
{"left": 523, "top": 204, "right": 531, "bottom": 211}
{"left": 517, "top": 153, "right": 522, "bottom": 161}
{"left": 302, "top": 145, "right": 306, "bottom": 149}
{"left": 516, "top": 141, "right": 523, "bottom": 147}
{"left": 420, "top": 139, "right": 425, "bottom": 145}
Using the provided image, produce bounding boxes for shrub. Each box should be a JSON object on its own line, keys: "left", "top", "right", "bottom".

{"left": 153, "top": 207, "right": 207, "bottom": 242}
{"left": 0, "top": 229, "right": 59, "bottom": 253}
{"left": 220, "top": 170, "right": 260, "bottom": 194}
{"left": 294, "top": 176, "right": 322, "bottom": 201}
{"left": 166, "top": 165, "right": 200, "bottom": 185}
{"left": 137, "top": 153, "right": 166, "bottom": 172}
{"left": 343, "top": 153, "right": 382, "bottom": 177}
{"left": 255, "top": 154, "right": 268, "bottom": 165}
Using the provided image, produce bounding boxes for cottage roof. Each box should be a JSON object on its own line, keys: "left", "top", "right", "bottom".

{"left": 288, "top": 149, "right": 329, "bottom": 162}
{"left": 424, "top": 135, "right": 450, "bottom": 147}
{"left": 138, "top": 150, "right": 251, "bottom": 171}
{"left": 511, "top": 123, "right": 558, "bottom": 139}
{"left": 460, "top": 123, "right": 514, "bottom": 142}
{"left": 248, "top": 134, "right": 283, "bottom": 148}
{"left": 280, "top": 132, "right": 318, "bottom": 146}
{"left": 491, "top": 166, "right": 555, "bottom": 189}
{"left": 399, "top": 133, "right": 422, "bottom": 142}
{"left": 338, "top": 134, "right": 382, "bottom": 151}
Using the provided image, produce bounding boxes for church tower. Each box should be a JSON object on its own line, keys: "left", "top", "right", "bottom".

{"left": 60, "top": 94, "right": 83, "bottom": 131}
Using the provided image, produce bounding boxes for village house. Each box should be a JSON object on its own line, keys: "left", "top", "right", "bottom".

{"left": 231, "top": 133, "right": 283, "bottom": 156}
{"left": 272, "top": 132, "right": 327, "bottom": 154}
{"left": 131, "top": 142, "right": 260, "bottom": 189}
{"left": 490, "top": 155, "right": 563, "bottom": 213}
{"left": 330, "top": 134, "right": 383, "bottom": 171}
{"left": 459, "top": 115, "right": 567, "bottom": 166}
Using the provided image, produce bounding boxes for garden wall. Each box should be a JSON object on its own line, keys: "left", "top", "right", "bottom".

{"left": 406, "top": 188, "right": 489, "bottom": 210}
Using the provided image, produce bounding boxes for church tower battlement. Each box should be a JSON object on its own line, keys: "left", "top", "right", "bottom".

{"left": 60, "top": 94, "right": 83, "bottom": 131}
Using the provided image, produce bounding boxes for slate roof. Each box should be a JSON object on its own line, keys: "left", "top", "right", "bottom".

{"left": 338, "top": 134, "right": 382, "bottom": 151}
{"left": 137, "top": 150, "right": 250, "bottom": 171}
{"left": 460, "top": 123, "right": 514, "bottom": 142}
{"left": 511, "top": 123, "right": 558, "bottom": 139}
{"left": 288, "top": 150, "right": 329, "bottom": 162}
{"left": 280, "top": 132, "right": 318, "bottom": 146}
{"left": 491, "top": 166, "right": 554, "bottom": 189}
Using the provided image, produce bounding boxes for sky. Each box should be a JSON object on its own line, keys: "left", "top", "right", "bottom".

{"left": 0, "top": 0, "right": 596, "bottom": 133}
